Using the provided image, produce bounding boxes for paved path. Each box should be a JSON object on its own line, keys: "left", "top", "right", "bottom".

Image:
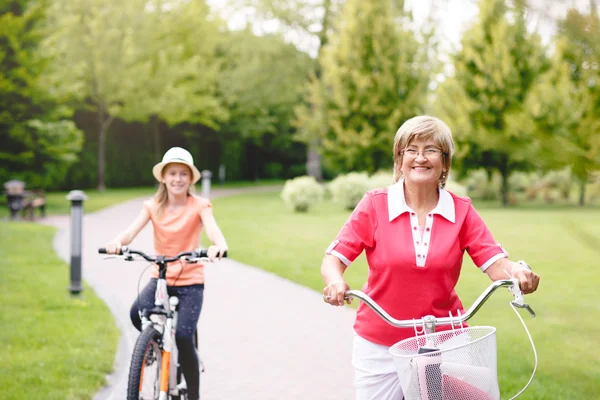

{"left": 43, "top": 187, "right": 357, "bottom": 400}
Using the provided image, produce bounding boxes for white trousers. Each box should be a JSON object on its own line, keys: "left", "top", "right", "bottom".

{"left": 353, "top": 334, "right": 404, "bottom": 400}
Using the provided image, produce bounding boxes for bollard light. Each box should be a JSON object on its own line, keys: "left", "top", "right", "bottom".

{"left": 201, "top": 170, "right": 212, "bottom": 198}
{"left": 66, "top": 190, "right": 87, "bottom": 295}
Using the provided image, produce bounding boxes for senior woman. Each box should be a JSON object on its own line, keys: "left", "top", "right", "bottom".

{"left": 320, "top": 115, "right": 540, "bottom": 400}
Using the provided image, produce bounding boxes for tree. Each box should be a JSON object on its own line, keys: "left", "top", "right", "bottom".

{"left": 309, "top": 0, "right": 430, "bottom": 174}
{"left": 0, "top": 0, "right": 83, "bottom": 189}
{"left": 119, "top": 0, "right": 227, "bottom": 161}
{"left": 216, "top": 29, "right": 313, "bottom": 179}
{"left": 12, "top": 119, "right": 83, "bottom": 188}
{"left": 434, "top": 0, "right": 548, "bottom": 206}
{"left": 221, "top": 0, "right": 345, "bottom": 180}
{"left": 527, "top": 2, "right": 600, "bottom": 205}
{"left": 41, "top": 0, "right": 149, "bottom": 190}
{"left": 288, "top": 0, "right": 339, "bottom": 181}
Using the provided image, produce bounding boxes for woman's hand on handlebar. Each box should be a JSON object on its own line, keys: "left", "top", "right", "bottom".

{"left": 513, "top": 268, "right": 540, "bottom": 295}
{"left": 322, "top": 280, "right": 351, "bottom": 306}
{"left": 104, "top": 240, "right": 122, "bottom": 255}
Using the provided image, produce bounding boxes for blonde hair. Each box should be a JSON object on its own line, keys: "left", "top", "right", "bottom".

{"left": 153, "top": 164, "right": 195, "bottom": 218}
{"left": 393, "top": 115, "right": 455, "bottom": 187}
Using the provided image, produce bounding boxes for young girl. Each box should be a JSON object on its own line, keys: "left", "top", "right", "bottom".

{"left": 105, "top": 146, "right": 228, "bottom": 400}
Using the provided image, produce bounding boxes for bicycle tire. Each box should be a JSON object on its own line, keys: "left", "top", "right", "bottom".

{"left": 172, "top": 329, "right": 199, "bottom": 400}
{"left": 127, "top": 327, "right": 163, "bottom": 400}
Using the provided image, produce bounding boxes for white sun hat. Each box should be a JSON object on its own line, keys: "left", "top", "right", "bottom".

{"left": 152, "top": 147, "right": 201, "bottom": 184}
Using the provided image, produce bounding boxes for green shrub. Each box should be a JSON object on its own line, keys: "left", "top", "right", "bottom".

{"left": 281, "top": 176, "right": 324, "bottom": 212}
{"left": 445, "top": 178, "right": 468, "bottom": 197}
{"left": 464, "top": 169, "right": 501, "bottom": 201}
{"left": 508, "top": 171, "right": 535, "bottom": 193}
{"left": 329, "top": 172, "right": 370, "bottom": 210}
{"left": 369, "top": 170, "right": 394, "bottom": 190}
{"left": 542, "top": 168, "right": 572, "bottom": 200}
{"left": 587, "top": 182, "right": 600, "bottom": 203}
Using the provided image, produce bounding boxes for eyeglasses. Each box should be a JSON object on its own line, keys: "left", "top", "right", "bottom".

{"left": 400, "top": 148, "right": 444, "bottom": 159}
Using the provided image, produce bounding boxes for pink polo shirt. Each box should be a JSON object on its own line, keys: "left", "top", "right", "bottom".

{"left": 326, "top": 179, "right": 507, "bottom": 347}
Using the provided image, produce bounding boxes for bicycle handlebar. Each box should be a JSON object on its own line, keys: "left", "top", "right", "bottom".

{"left": 98, "top": 247, "right": 228, "bottom": 262}
{"left": 345, "top": 278, "right": 535, "bottom": 330}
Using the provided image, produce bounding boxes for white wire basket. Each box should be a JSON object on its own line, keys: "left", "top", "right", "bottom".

{"left": 389, "top": 326, "right": 500, "bottom": 400}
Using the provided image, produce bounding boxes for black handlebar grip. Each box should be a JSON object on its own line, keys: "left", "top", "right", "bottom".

{"left": 98, "top": 248, "right": 124, "bottom": 255}
{"left": 194, "top": 250, "right": 228, "bottom": 258}
{"left": 197, "top": 249, "right": 208, "bottom": 258}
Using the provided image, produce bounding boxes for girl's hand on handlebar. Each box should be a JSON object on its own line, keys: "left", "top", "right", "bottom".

{"left": 323, "top": 280, "right": 351, "bottom": 306}
{"left": 105, "top": 240, "right": 122, "bottom": 255}
{"left": 207, "top": 244, "right": 228, "bottom": 261}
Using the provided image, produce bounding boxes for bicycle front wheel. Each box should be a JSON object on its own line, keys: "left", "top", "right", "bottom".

{"left": 128, "top": 327, "right": 163, "bottom": 400}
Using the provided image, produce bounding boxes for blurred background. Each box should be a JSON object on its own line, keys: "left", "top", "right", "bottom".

{"left": 2, "top": 2, "right": 599, "bottom": 399}
{"left": 1, "top": 0, "right": 599, "bottom": 205}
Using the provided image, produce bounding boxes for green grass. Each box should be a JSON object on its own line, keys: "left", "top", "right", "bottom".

{"left": 209, "top": 179, "right": 285, "bottom": 188}
{"left": 0, "top": 180, "right": 285, "bottom": 219}
{"left": 210, "top": 191, "right": 600, "bottom": 399}
{"left": 0, "top": 222, "right": 119, "bottom": 400}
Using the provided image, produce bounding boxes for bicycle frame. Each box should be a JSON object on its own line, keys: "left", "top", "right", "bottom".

{"left": 99, "top": 247, "right": 221, "bottom": 400}
{"left": 139, "top": 258, "right": 184, "bottom": 399}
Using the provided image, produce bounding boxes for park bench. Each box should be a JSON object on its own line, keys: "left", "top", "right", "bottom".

{"left": 4, "top": 180, "right": 46, "bottom": 220}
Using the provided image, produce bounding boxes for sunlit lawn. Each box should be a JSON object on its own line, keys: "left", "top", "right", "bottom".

{"left": 0, "top": 180, "right": 284, "bottom": 219}
{"left": 0, "top": 181, "right": 281, "bottom": 398}
{"left": 2, "top": 182, "right": 596, "bottom": 399}
{"left": 210, "top": 191, "right": 600, "bottom": 400}
{"left": 0, "top": 222, "right": 119, "bottom": 400}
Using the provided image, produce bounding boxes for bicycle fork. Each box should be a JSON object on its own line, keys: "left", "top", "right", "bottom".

{"left": 157, "top": 296, "right": 179, "bottom": 400}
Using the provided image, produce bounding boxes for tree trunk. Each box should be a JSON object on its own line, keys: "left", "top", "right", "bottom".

{"left": 96, "top": 107, "right": 114, "bottom": 191}
{"left": 307, "top": 140, "right": 323, "bottom": 181}
{"left": 152, "top": 115, "right": 161, "bottom": 162}
{"left": 499, "top": 157, "right": 510, "bottom": 207}
{"left": 304, "top": 0, "right": 331, "bottom": 182}
{"left": 501, "top": 171, "right": 509, "bottom": 207}
{"left": 317, "top": 0, "right": 332, "bottom": 66}
{"left": 97, "top": 125, "right": 106, "bottom": 192}
{"left": 579, "top": 179, "right": 586, "bottom": 207}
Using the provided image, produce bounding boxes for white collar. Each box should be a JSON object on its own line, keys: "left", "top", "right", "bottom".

{"left": 387, "top": 178, "right": 455, "bottom": 223}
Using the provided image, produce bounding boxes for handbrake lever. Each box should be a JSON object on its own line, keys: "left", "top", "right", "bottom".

{"left": 511, "top": 301, "right": 536, "bottom": 318}
{"left": 508, "top": 278, "right": 536, "bottom": 318}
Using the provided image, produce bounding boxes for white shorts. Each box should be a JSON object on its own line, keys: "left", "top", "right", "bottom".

{"left": 352, "top": 334, "right": 404, "bottom": 400}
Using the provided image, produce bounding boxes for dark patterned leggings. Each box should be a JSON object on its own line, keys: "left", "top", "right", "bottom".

{"left": 130, "top": 279, "right": 204, "bottom": 400}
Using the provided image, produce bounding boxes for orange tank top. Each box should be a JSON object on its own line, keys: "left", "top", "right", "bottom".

{"left": 143, "top": 195, "right": 212, "bottom": 286}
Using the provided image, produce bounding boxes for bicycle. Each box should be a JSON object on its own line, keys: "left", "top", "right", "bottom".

{"left": 344, "top": 278, "right": 537, "bottom": 400}
{"left": 98, "top": 247, "right": 227, "bottom": 400}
